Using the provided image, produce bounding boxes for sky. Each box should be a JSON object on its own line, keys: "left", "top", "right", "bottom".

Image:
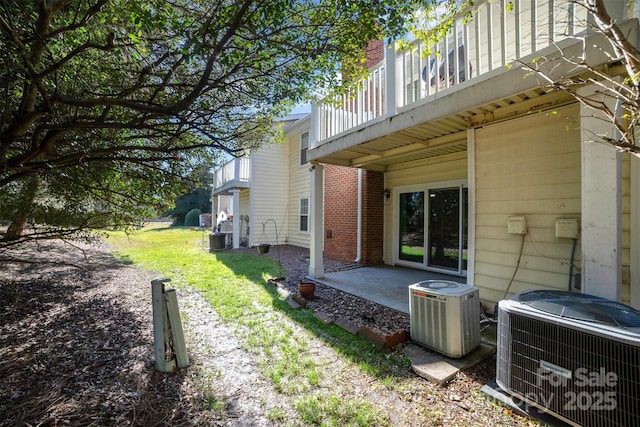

{"left": 291, "top": 103, "right": 311, "bottom": 114}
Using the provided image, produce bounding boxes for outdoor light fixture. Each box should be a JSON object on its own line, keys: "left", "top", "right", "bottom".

{"left": 384, "top": 189, "right": 390, "bottom": 199}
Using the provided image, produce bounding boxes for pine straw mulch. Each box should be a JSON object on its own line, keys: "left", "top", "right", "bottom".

{"left": 0, "top": 240, "right": 217, "bottom": 427}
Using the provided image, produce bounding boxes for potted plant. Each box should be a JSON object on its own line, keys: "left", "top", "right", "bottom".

{"left": 256, "top": 243, "right": 270, "bottom": 254}
{"left": 298, "top": 280, "right": 316, "bottom": 299}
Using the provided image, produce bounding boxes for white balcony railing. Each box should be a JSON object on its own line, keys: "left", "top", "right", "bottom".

{"left": 316, "top": 60, "right": 386, "bottom": 141}
{"left": 213, "top": 157, "right": 250, "bottom": 190}
{"left": 314, "top": 0, "right": 591, "bottom": 142}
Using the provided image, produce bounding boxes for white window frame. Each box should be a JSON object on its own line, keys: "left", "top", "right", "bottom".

{"left": 299, "top": 197, "right": 310, "bottom": 233}
{"left": 300, "top": 131, "right": 309, "bottom": 166}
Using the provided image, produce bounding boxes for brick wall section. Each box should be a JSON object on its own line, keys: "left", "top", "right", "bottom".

{"left": 361, "top": 170, "right": 384, "bottom": 265}
{"left": 364, "top": 40, "right": 385, "bottom": 117}
{"left": 324, "top": 165, "right": 358, "bottom": 262}
{"left": 324, "top": 166, "right": 385, "bottom": 265}
{"left": 364, "top": 40, "right": 384, "bottom": 68}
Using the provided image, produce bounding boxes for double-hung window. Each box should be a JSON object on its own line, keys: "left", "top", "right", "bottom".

{"left": 299, "top": 197, "right": 309, "bottom": 232}
{"left": 300, "top": 132, "right": 309, "bottom": 165}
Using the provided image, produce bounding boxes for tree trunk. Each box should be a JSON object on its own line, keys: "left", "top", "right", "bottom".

{"left": 3, "top": 177, "right": 39, "bottom": 241}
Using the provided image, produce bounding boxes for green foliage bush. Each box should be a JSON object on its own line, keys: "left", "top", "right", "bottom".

{"left": 185, "top": 208, "right": 202, "bottom": 226}
{"left": 168, "top": 187, "right": 212, "bottom": 226}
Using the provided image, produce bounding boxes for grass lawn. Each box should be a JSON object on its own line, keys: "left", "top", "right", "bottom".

{"left": 107, "top": 224, "right": 410, "bottom": 425}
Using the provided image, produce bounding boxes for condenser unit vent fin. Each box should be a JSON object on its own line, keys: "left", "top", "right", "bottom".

{"left": 506, "top": 314, "right": 640, "bottom": 427}
{"left": 515, "top": 290, "right": 640, "bottom": 328}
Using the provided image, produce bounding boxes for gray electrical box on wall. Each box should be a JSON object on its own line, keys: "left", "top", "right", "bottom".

{"left": 507, "top": 216, "right": 527, "bottom": 235}
{"left": 555, "top": 218, "right": 579, "bottom": 239}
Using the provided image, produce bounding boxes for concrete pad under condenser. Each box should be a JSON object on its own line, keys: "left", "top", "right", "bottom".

{"left": 404, "top": 343, "right": 496, "bottom": 384}
{"left": 404, "top": 344, "right": 459, "bottom": 383}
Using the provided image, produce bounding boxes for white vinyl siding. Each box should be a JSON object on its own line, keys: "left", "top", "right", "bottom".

{"left": 286, "top": 121, "right": 312, "bottom": 248}
{"left": 473, "top": 104, "right": 581, "bottom": 306}
{"left": 239, "top": 189, "right": 250, "bottom": 215}
{"left": 250, "top": 142, "right": 289, "bottom": 246}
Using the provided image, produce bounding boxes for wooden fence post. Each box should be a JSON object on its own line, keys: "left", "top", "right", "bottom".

{"left": 151, "top": 277, "right": 175, "bottom": 373}
{"left": 165, "top": 289, "right": 190, "bottom": 368}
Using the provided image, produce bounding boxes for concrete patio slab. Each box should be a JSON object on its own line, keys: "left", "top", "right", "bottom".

{"left": 309, "top": 265, "right": 465, "bottom": 314}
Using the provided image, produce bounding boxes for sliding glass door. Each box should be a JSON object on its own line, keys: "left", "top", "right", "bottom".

{"left": 398, "top": 191, "right": 425, "bottom": 263}
{"left": 397, "top": 183, "right": 467, "bottom": 275}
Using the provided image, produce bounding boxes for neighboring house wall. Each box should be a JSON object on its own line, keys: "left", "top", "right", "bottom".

{"left": 251, "top": 142, "right": 289, "bottom": 246}
{"left": 286, "top": 126, "right": 311, "bottom": 248}
{"left": 212, "top": 194, "right": 232, "bottom": 226}
{"left": 324, "top": 165, "right": 358, "bottom": 262}
{"left": 473, "top": 104, "right": 582, "bottom": 306}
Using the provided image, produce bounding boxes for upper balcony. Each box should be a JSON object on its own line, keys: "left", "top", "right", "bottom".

{"left": 211, "top": 157, "right": 250, "bottom": 196}
{"left": 309, "top": 0, "right": 633, "bottom": 170}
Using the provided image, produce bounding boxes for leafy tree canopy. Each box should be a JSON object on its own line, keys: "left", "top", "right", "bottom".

{"left": 0, "top": 0, "right": 441, "bottom": 247}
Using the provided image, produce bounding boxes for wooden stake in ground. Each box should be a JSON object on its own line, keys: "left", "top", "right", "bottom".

{"left": 165, "top": 288, "right": 189, "bottom": 368}
{"left": 151, "top": 277, "right": 189, "bottom": 372}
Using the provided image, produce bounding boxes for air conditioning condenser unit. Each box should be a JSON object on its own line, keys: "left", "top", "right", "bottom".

{"left": 496, "top": 290, "right": 640, "bottom": 427}
{"left": 409, "top": 280, "right": 480, "bottom": 358}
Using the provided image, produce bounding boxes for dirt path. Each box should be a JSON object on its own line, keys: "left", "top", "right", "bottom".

{"left": 179, "top": 288, "right": 293, "bottom": 425}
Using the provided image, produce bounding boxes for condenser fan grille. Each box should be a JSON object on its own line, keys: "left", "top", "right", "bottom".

{"left": 503, "top": 313, "right": 640, "bottom": 427}
{"left": 515, "top": 290, "right": 640, "bottom": 328}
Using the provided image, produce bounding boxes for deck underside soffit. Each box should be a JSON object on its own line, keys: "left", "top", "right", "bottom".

{"left": 313, "top": 89, "right": 576, "bottom": 172}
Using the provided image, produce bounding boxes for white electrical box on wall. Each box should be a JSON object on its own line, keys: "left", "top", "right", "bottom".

{"left": 507, "top": 216, "right": 527, "bottom": 235}
{"left": 555, "top": 218, "right": 579, "bottom": 239}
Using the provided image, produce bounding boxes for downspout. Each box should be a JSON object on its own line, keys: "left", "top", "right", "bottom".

{"left": 355, "top": 168, "right": 363, "bottom": 264}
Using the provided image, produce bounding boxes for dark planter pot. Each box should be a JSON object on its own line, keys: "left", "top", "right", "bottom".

{"left": 298, "top": 281, "right": 316, "bottom": 299}
{"left": 256, "top": 243, "right": 271, "bottom": 254}
{"left": 209, "top": 232, "right": 226, "bottom": 252}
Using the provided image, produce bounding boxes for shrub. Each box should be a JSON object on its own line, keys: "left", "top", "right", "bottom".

{"left": 184, "top": 208, "right": 202, "bottom": 226}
